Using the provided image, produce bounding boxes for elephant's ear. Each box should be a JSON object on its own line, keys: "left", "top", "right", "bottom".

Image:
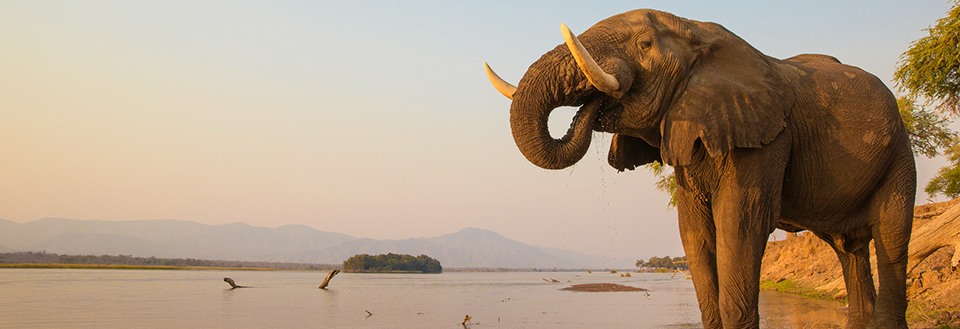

{"left": 660, "top": 22, "right": 793, "bottom": 166}
{"left": 608, "top": 133, "right": 661, "bottom": 172}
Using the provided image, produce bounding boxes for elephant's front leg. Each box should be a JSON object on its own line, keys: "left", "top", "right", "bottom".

{"left": 712, "top": 141, "right": 788, "bottom": 328}
{"left": 713, "top": 195, "right": 778, "bottom": 329}
{"left": 677, "top": 188, "right": 721, "bottom": 329}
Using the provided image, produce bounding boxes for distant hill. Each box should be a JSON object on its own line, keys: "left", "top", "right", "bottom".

{"left": 0, "top": 218, "right": 355, "bottom": 263}
{"left": 308, "top": 228, "right": 615, "bottom": 268}
{"left": 0, "top": 219, "right": 622, "bottom": 269}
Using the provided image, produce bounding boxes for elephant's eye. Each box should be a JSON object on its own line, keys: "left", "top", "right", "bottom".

{"left": 640, "top": 40, "right": 652, "bottom": 50}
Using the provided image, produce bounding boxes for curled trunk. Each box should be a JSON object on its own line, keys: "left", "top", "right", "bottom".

{"left": 509, "top": 49, "right": 597, "bottom": 170}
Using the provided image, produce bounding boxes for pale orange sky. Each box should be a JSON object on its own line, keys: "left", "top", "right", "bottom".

{"left": 0, "top": 1, "right": 953, "bottom": 262}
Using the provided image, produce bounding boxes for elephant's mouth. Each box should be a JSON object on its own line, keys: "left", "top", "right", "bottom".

{"left": 558, "top": 97, "right": 620, "bottom": 137}
{"left": 576, "top": 96, "right": 620, "bottom": 134}
{"left": 596, "top": 102, "right": 622, "bottom": 133}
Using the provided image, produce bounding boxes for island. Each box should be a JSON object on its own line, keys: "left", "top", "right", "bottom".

{"left": 342, "top": 253, "right": 442, "bottom": 273}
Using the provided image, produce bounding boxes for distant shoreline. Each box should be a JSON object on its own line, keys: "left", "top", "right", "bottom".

{"left": 0, "top": 263, "right": 280, "bottom": 271}
{"left": 1, "top": 251, "right": 642, "bottom": 273}
{"left": 0, "top": 264, "right": 643, "bottom": 273}
{"left": 0, "top": 252, "right": 338, "bottom": 271}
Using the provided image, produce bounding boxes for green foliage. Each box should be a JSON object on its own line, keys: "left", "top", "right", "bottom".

{"left": 646, "top": 161, "right": 678, "bottom": 208}
{"left": 901, "top": 94, "right": 960, "bottom": 199}
{"left": 342, "top": 253, "right": 442, "bottom": 273}
{"left": 895, "top": 3, "right": 960, "bottom": 199}
{"left": 894, "top": 1, "right": 960, "bottom": 115}
{"left": 926, "top": 143, "right": 960, "bottom": 198}
{"left": 635, "top": 255, "right": 687, "bottom": 270}
{"left": 898, "top": 96, "right": 957, "bottom": 157}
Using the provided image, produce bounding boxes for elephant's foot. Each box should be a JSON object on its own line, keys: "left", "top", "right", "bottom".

{"left": 845, "top": 317, "right": 869, "bottom": 329}
{"left": 865, "top": 313, "right": 907, "bottom": 329}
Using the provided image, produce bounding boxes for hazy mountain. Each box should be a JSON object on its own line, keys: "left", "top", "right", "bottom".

{"left": 540, "top": 247, "right": 623, "bottom": 269}
{"left": 0, "top": 219, "right": 355, "bottom": 262}
{"left": 0, "top": 219, "right": 10, "bottom": 252}
{"left": 426, "top": 228, "right": 582, "bottom": 268}
{"left": 308, "top": 228, "right": 619, "bottom": 268}
{"left": 0, "top": 219, "right": 621, "bottom": 268}
{"left": 0, "top": 218, "right": 15, "bottom": 236}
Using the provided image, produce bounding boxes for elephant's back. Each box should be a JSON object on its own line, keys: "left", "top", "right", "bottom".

{"left": 784, "top": 53, "right": 841, "bottom": 65}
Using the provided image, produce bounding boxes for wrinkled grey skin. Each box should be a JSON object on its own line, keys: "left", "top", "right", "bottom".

{"left": 498, "top": 9, "right": 914, "bottom": 329}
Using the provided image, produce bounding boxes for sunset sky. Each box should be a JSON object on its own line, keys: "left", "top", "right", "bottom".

{"left": 1, "top": 1, "right": 954, "bottom": 263}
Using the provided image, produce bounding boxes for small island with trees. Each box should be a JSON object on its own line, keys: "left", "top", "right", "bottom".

{"left": 342, "top": 253, "right": 442, "bottom": 273}
{"left": 635, "top": 256, "right": 688, "bottom": 271}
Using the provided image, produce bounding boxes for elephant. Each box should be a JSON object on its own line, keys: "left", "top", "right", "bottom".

{"left": 484, "top": 9, "right": 915, "bottom": 329}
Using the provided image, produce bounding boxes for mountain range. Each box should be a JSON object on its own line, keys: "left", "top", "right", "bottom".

{"left": 0, "top": 218, "right": 622, "bottom": 269}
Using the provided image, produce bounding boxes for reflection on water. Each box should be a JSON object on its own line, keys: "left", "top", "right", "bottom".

{"left": 759, "top": 290, "right": 846, "bottom": 329}
{"left": 0, "top": 269, "right": 845, "bottom": 328}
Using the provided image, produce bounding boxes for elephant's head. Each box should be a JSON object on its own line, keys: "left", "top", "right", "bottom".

{"left": 486, "top": 9, "right": 792, "bottom": 170}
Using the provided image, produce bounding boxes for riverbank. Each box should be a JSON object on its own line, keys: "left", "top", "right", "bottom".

{"left": 760, "top": 200, "right": 960, "bottom": 328}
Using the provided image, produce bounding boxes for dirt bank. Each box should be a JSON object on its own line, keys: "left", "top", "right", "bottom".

{"left": 760, "top": 199, "right": 960, "bottom": 328}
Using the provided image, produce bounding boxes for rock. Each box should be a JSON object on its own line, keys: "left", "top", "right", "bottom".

{"left": 920, "top": 270, "right": 943, "bottom": 287}
{"left": 937, "top": 311, "right": 954, "bottom": 326}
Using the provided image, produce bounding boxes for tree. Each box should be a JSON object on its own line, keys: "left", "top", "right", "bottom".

{"left": 894, "top": 2, "right": 960, "bottom": 115}
{"left": 896, "top": 2, "right": 960, "bottom": 198}
{"left": 926, "top": 143, "right": 960, "bottom": 198}
{"left": 898, "top": 96, "right": 956, "bottom": 158}
{"left": 647, "top": 161, "right": 678, "bottom": 208}
{"left": 635, "top": 255, "right": 687, "bottom": 270}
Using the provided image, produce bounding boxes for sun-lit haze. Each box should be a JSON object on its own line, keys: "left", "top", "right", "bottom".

{"left": 0, "top": 1, "right": 953, "bottom": 263}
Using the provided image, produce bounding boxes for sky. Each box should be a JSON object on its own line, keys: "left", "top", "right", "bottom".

{"left": 0, "top": 1, "right": 955, "bottom": 264}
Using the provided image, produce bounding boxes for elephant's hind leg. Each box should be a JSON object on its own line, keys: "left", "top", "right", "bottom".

{"left": 867, "top": 157, "right": 915, "bottom": 329}
{"left": 816, "top": 232, "right": 875, "bottom": 329}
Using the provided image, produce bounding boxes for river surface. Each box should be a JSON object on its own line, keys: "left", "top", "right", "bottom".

{"left": 0, "top": 269, "right": 846, "bottom": 328}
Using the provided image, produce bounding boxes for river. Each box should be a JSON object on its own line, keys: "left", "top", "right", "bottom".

{"left": 0, "top": 269, "right": 846, "bottom": 328}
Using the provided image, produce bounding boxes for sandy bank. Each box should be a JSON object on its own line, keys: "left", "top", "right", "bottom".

{"left": 561, "top": 283, "right": 648, "bottom": 292}
{"left": 760, "top": 199, "right": 960, "bottom": 328}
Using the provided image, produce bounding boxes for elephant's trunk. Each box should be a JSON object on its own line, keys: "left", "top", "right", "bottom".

{"left": 509, "top": 48, "right": 598, "bottom": 170}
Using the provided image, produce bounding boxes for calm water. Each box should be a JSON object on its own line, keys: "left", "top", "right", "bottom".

{"left": 0, "top": 269, "right": 846, "bottom": 328}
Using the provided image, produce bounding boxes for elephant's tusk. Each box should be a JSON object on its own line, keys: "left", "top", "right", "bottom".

{"left": 484, "top": 62, "right": 516, "bottom": 100}
{"left": 560, "top": 23, "right": 621, "bottom": 96}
